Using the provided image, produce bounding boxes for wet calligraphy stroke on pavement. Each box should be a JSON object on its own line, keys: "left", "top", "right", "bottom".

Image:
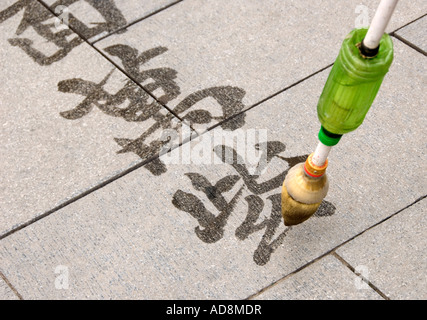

{"left": 55, "top": 43, "right": 335, "bottom": 265}
{"left": 172, "top": 142, "right": 336, "bottom": 266}
{"left": 58, "top": 44, "right": 247, "bottom": 175}
{"left": 0, "top": 0, "right": 127, "bottom": 65}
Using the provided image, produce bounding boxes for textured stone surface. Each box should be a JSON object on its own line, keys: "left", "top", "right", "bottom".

{"left": 336, "top": 198, "right": 427, "bottom": 300}
{"left": 0, "top": 37, "right": 424, "bottom": 299}
{"left": 0, "top": 0, "right": 186, "bottom": 236}
{"left": 95, "top": 0, "right": 427, "bottom": 132}
{"left": 255, "top": 255, "right": 382, "bottom": 300}
{"left": 395, "top": 16, "right": 427, "bottom": 53}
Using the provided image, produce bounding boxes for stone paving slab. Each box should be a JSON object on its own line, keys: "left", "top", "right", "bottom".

{"left": 0, "top": 277, "right": 18, "bottom": 300}
{"left": 0, "top": 0, "right": 188, "bottom": 237}
{"left": 395, "top": 16, "right": 427, "bottom": 53}
{"left": 336, "top": 198, "right": 427, "bottom": 300}
{"left": 254, "top": 255, "right": 382, "bottom": 300}
{"left": 0, "top": 36, "right": 424, "bottom": 299}
{"left": 95, "top": 0, "right": 427, "bottom": 133}
{"left": 40, "top": 0, "right": 179, "bottom": 43}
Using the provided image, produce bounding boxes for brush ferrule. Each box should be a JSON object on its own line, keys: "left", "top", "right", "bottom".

{"left": 304, "top": 153, "right": 328, "bottom": 178}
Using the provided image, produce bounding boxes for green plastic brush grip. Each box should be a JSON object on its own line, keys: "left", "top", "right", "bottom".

{"left": 317, "top": 28, "right": 394, "bottom": 135}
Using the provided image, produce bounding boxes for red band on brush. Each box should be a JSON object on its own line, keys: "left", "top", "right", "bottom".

{"left": 304, "top": 161, "right": 325, "bottom": 178}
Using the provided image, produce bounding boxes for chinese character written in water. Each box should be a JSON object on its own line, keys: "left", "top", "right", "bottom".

{"left": 172, "top": 141, "right": 336, "bottom": 266}
{"left": 57, "top": 44, "right": 247, "bottom": 175}
{"left": 0, "top": 0, "right": 127, "bottom": 65}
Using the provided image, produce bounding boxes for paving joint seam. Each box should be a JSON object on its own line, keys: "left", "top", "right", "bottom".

{"left": 0, "top": 270, "right": 23, "bottom": 300}
{"left": 331, "top": 251, "right": 390, "bottom": 300}
{"left": 390, "top": 33, "right": 427, "bottom": 56}
{"left": 207, "top": 63, "right": 334, "bottom": 133}
{"left": 91, "top": 0, "right": 184, "bottom": 45}
{"left": 0, "top": 130, "right": 199, "bottom": 241}
{"left": 390, "top": 13, "right": 427, "bottom": 34}
{"left": 245, "top": 251, "right": 328, "bottom": 300}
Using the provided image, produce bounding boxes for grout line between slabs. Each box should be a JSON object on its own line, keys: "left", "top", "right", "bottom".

{"left": 331, "top": 251, "right": 390, "bottom": 300}
{"left": 390, "top": 13, "right": 427, "bottom": 34}
{"left": 0, "top": 131, "right": 197, "bottom": 241}
{"left": 91, "top": 0, "right": 185, "bottom": 45}
{"left": 389, "top": 12, "right": 427, "bottom": 56}
{"left": 246, "top": 195, "right": 426, "bottom": 300}
{"left": 245, "top": 250, "right": 326, "bottom": 300}
{"left": 207, "top": 63, "right": 334, "bottom": 133}
{"left": 390, "top": 33, "right": 427, "bottom": 56}
{"left": 0, "top": 270, "right": 23, "bottom": 300}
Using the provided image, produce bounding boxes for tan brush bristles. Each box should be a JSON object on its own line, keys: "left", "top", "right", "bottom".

{"left": 281, "top": 184, "right": 322, "bottom": 226}
{"left": 281, "top": 156, "right": 329, "bottom": 226}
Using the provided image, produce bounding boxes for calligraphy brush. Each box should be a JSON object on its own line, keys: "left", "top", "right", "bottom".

{"left": 281, "top": 0, "right": 398, "bottom": 226}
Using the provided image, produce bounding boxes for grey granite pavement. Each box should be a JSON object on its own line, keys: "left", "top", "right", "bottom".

{"left": 0, "top": 0, "right": 425, "bottom": 300}
{"left": 336, "top": 198, "right": 427, "bottom": 300}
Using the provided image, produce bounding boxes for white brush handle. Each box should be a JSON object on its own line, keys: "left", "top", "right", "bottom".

{"left": 312, "top": 141, "right": 331, "bottom": 167}
{"left": 364, "top": 0, "right": 399, "bottom": 49}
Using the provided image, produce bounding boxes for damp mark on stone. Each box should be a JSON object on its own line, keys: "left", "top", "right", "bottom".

{"left": 104, "top": 44, "right": 181, "bottom": 104}
{"left": 236, "top": 193, "right": 292, "bottom": 266}
{"left": 314, "top": 200, "right": 336, "bottom": 217}
{"left": 172, "top": 142, "right": 336, "bottom": 266}
{"left": 57, "top": 44, "right": 248, "bottom": 175}
{"left": 0, "top": 0, "right": 127, "bottom": 65}
{"left": 102, "top": 44, "right": 247, "bottom": 131}
{"left": 172, "top": 173, "right": 243, "bottom": 243}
